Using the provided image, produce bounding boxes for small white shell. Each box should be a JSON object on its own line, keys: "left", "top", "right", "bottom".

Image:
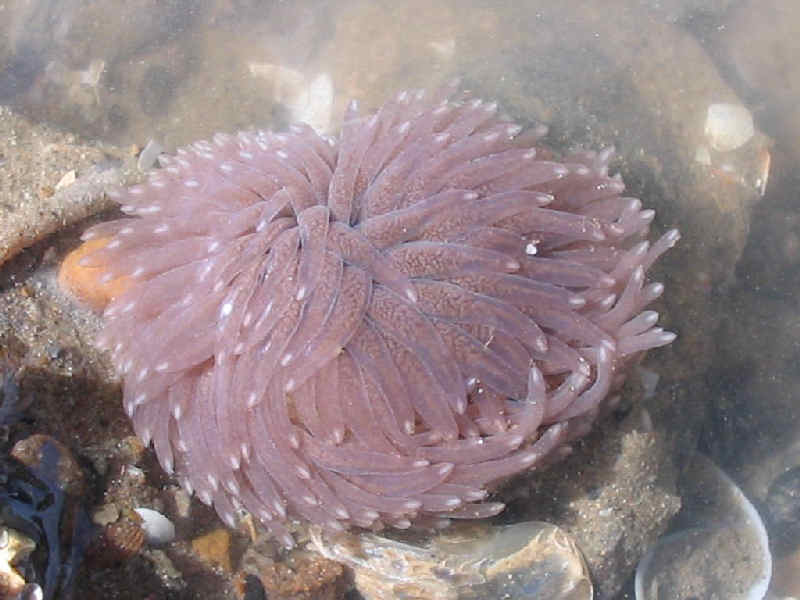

{"left": 133, "top": 507, "right": 176, "bottom": 546}
{"left": 705, "top": 103, "right": 755, "bottom": 152}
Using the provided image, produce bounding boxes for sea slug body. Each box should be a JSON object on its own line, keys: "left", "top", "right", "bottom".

{"left": 68, "top": 83, "right": 678, "bottom": 547}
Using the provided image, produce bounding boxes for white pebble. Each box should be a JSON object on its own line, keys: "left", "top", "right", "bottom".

{"left": 705, "top": 103, "right": 754, "bottom": 152}
{"left": 134, "top": 507, "right": 176, "bottom": 545}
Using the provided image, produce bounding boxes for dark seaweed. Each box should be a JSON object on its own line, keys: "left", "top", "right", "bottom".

{"left": 0, "top": 366, "right": 31, "bottom": 428}
{"left": 0, "top": 437, "right": 94, "bottom": 599}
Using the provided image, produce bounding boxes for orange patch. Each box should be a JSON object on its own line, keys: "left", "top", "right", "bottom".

{"left": 58, "top": 237, "right": 131, "bottom": 311}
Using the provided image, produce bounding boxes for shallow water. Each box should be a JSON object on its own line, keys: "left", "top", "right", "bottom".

{"left": 0, "top": 1, "right": 798, "bottom": 598}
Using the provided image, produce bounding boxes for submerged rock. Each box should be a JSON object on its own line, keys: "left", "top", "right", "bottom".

{"left": 635, "top": 454, "right": 771, "bottom": 600}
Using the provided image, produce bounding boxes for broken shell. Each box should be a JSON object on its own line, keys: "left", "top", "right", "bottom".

{"left": 635, "top": 454, "right": 771, "bottom": 600}
{"left": 705, "top": 103, "right": 755, "bottom": 152}
{"left": 312, "top": 521, "right": 592, "bottom": 600}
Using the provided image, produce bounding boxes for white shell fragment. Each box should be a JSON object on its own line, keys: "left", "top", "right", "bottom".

{"left": 705, "top": 103, "right": 755, "bottom": 152}
{"left": 312, "top": 521, "right": 592, "bottom": 600}
{"left": 133, "top": 507, "right": 176, "bottom": 546}
{"left": 55, "top": 170, "right": 77, "bottom": 190}
{"left": 635, "top": 454, "right": 771, "bottom": 600}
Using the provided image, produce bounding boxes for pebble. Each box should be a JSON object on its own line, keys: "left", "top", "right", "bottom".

{"left": 10, "top": 434, "right": 87, "bottom": 496}
{"left": 245, "top": 552, "right": 346, "bottom": 600}
{"left": 116, "top": 435, "right": 147, "bottom": 465}
{"left": 705, "top": 103, "right": 755, "bottom": 152}
{"left": 134, "top": 507, "right": 176, "bottom": 546}
{"left": 191, "top": 528, "right": 233, "bottom": 573}
{"left": 92, "top": 503, "right": 121, "bottom": 527}
{"left": 0, "top": 528, "right": 36, "bottom": 597}
{"left": 58, "top": 237, "right": 132, "bottom": 311}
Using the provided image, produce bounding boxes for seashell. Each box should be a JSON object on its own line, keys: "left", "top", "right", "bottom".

{"left": 237, "top": 551, "right": 346, "bottom": 600}
{"left": 635, "top": 454, "right": 771, "bottom": 600}
{"left": 107, "top": 519, "right": 145, "bottom": 558}
{"left": 134, "top": 507, "right": 176, "bottom": 545}
{"left": 312, "top": 520, "right": 592, "bottom": 600}
{"left": 88, "top": 516, "right": 145, "bottom": 567}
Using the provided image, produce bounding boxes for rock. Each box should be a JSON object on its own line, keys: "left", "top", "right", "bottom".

{"left": 0, "top": 528, "right": 36, "bottom": 598}
{"left": 250, "top": 552, "right": 346, "bottom": 600}
{"left": 516, "top": 415, "right": 682, "bottom": 599}
{"left": 10, "top": 434, "right": 87, "bottom": 496}
{"left": 191, "top": 528, "right": 232, "bottom": 573}
{"left": 58, "top": 237, "right": 132, "bottom": 311}
{"left": 635, "top": 455, "right": 771, "bottom": 600}
{"left": 92, "top": 503, "right": 121, "bottom": 527}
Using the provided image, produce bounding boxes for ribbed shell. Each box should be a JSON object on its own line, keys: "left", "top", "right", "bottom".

{"left": 82, "top": 85, "right": 678, "bottom": 547}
